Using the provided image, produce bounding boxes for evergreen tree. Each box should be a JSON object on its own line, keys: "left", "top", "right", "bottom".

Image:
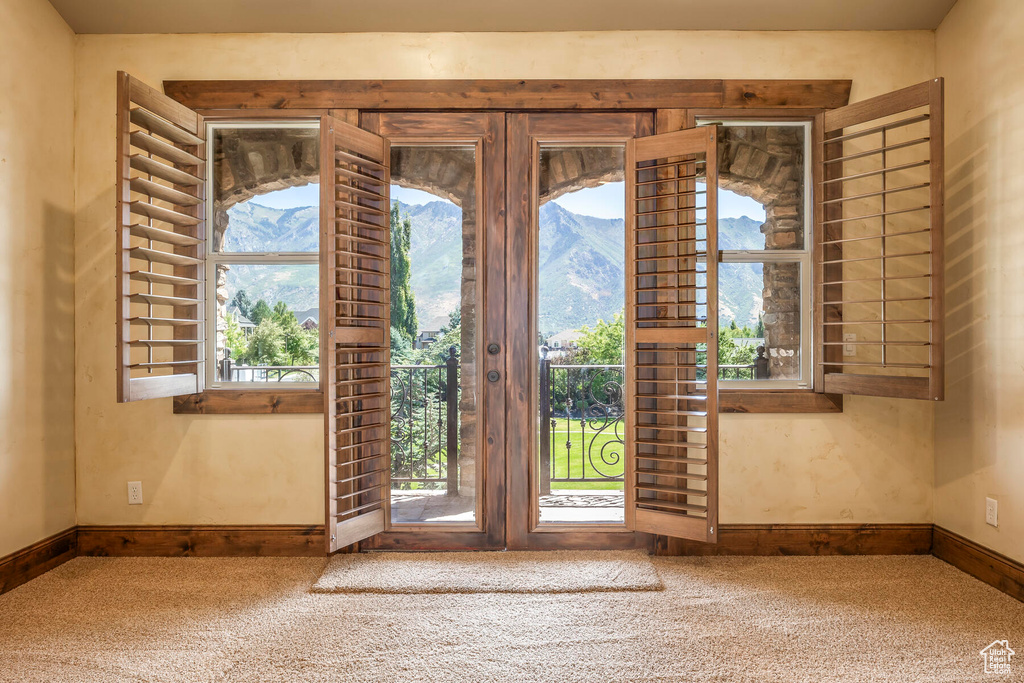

{"left": 249, "top": 299, "right": 273, "bottom": 326}
{"left": 390, "top": 203, "right": 418, "bottom": 342}
{"left": 231, "top": 290, "right": 253, "bottom": 320}
{"left": 753, "top": 316, "right": 765, "bottom": 338}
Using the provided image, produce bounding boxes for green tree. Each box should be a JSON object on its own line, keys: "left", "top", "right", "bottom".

{"left": 390, "top": 325, "right": 414, "bottom": 363}
{"left": 575, "top": 311, "right": 625, "bottom": 365}
{"left": 390, "top": 203, "right": 418, "bottom": 342}
{"left": 244, "top": 319, "right": 285, "bottom": 366}
{"left": 231, "top": 290, "right": 253, "bottom": 320}
{"left": 718, "top": 320, "right": 758, "bottom": 367}
{"left": 223, "top": 313, "right": 249, "bottom": 361}
{"left": 249, "top": 299, "right": 273, "bottom": 326}
{"left": 272, "top": 300, "right": 294, "bottom": 324}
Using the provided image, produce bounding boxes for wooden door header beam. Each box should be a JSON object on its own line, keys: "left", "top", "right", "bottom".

{"left": 163, "top": 79, "right": 852, "bottom": 111}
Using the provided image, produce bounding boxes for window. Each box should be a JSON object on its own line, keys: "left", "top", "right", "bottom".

{"left": 699, "top": 120, "right": 814, "bottom": 389}
{"left": 206, "top": 122, "right": 321, "bottom": 388}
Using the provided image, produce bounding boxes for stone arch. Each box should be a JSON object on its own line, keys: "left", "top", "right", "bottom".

{"left": 715, "top": 126, "right": 805, "bottom": 379}
{"left": 212, "top": 127, "right": 321, "bottom": 250}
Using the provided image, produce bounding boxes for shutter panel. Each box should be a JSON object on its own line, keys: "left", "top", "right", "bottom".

{"left": 116, "top": 72, "right": 206, "bottom": 402}
{"left": 322, "top": 114, "right": 392, "bottom": 553}
{"left": 814, "top": 79, "right": 944, "bottom": 401}
{"left": 625, "top": 126, "right": 719, "bottom": 543}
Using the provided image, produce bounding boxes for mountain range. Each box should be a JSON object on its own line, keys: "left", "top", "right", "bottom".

{"left": 222, "top": 198, "right": 766, "bottom": 332}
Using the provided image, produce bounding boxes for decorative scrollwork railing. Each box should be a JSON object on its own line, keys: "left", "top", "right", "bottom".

{"left": 389, "top": 347, "right": 460, "bottom": 494}
{"left": 539, "top": 351, "right": 625, "bottom": 494}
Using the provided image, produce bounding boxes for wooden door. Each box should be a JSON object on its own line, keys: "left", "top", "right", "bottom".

{"left": 356, "top": 112, "right": 507, "bottom": 551}
{"left": 506, "top": 112, "right": 655, "bottom": 550}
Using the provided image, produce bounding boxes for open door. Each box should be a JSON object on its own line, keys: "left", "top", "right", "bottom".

{"left": 115, "top": 72, "right": 206, "bottom": 402}
{"left": 624, "top": 126, "right": 719, "bottom": 544}
{"left": 322, "top": 114, "right": 393, "bottom": 553}
{"left": 815, "top": 79, "right": 944, "bottom": 401}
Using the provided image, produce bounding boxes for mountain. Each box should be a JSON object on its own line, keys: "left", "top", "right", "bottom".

{"left": 222, "top": 199, "right": 767, "bottom": 333}
{"left": 716, "top": 215, "right": 766, "bottom": 330}
{"left": 536, "top": 202, "right": 626, "bottom": 335}
{"left": 220, "top": 202, "right": 319, "bottom": 317}
{"left": 398, "top": 200, "right": 464, "bottom": 330}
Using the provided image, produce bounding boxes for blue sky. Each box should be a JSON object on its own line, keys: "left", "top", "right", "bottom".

{"left": 395, "top": 182, "right": 765, "bottom": 222}
{"left": 249, "top": 183, "right": 319, "bottom": 209}
{"left": 249, "top": 180, "right": 766, "bottom": 223}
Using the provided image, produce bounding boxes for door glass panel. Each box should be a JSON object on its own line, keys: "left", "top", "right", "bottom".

{"left": 536, "top": 145, "right": 626, "bottom": 525}
{"left": 388, "top": 145, "right": 479, "bottom": 525}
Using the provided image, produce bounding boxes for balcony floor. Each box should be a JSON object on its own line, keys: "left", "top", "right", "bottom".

{"left": 390, "top": 489, "right": 625, "bottom": 525}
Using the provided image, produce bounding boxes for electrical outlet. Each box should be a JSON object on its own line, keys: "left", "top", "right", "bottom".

{"left": 986, "top": 497, "right": 998, "bottom": 527}
{"left": 127, "top": 481, "right": 143, "bottom": 505}
{"left": 843, "top": 333, "right": 857, "bottom": 357}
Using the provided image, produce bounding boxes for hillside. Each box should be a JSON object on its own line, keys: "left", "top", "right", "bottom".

{"left": 221, "top": 198, "right": 767, "bottom": 332}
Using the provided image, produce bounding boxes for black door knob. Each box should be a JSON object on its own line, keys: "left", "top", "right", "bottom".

{"left": 487, "top": 343, "right": 501, "bottom": 355}
{"left": 487, "top": 370, "right": 500, "bottom": 382}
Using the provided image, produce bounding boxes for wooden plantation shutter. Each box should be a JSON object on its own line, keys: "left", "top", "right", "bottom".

{"left": 814, "top": 79, "right": 944, "bottom": 401}
{"left": 116, "top": 72, "right": 206, "bottom": 402}
{"left": 322, "top": 114, "right": 392, "bottom": 553}
{"left": 625, "top": 126, "right": 719, "bottom": 543}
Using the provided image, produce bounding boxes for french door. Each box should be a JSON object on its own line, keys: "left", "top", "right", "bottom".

{"left": 323, "top": 111, "right": 721, "bottom": 552}
{"left": 506, "top": 113, "right": 655, "bottom": 550}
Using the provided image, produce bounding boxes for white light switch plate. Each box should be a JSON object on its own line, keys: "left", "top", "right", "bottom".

{"left": 843, "top": 333, "right": 857, "bottom": 357}
{"left": 985, "top": 497, "right": 998, "bottom": 527}
{"left": 127, "top": 481, "right": 143, "bottom": 505}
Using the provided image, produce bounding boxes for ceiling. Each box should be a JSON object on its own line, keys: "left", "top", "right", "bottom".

{"left": 49, "top": 0, "right": 958, "bottom": 34}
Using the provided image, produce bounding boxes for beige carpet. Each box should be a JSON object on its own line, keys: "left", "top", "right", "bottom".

{"left": 1, "top": 555, "right": 1023, "bottom": 682}
{"left": 312, "top": 550, "right": 664, "bottom": 593}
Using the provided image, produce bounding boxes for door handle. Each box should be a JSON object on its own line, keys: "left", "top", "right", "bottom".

{"left": 487, "top": 370, "right": 501, "bottom": 382}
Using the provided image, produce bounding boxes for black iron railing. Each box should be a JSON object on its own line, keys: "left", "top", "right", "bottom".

{"left": 539, "top": 350, "right": 626, "bottom": 495}
{"left": 220, "top": 359, "right": 319, "bottom": 383}
{"left": 225, "top": 349, "right": 461, "bottom": 495}
{"left": 389, "top": 347, "right": 460, "bottom": 494}
{"left": 538, "top": 349, "right": 761, "bottom": 493}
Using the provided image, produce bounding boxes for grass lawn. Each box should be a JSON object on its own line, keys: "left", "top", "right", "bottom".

{"left": 544, "top": 417, "right": 625, "bottom": 491}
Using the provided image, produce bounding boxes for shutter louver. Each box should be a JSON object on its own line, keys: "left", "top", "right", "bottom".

{"left": 625, "top": 126, "right": 719, "bottom": 543}
{"left": 814, "top": 79, "right": 944, "bottom": 401}
{"left": 116, "top": 72, "right": 206, "bottom": 402}
{"left": 322, "top": 114, "right": 392, "bottom": 553}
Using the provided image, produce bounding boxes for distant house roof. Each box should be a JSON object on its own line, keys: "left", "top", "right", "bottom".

{"left": 547, "top": 329, "right": 582, "bottom": 346}
{"left": 236, "top": 314, "right": 255, "bottom": 329}
{"left": 300, "top": 317, "right": 318, "bottom": 330}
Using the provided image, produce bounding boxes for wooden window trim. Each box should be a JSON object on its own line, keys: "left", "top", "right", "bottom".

{"left": 164, "top": 79, "right": 851, "bottom": 112}
{"left": 173, "top": 389, "right": 323, "bottom": 414}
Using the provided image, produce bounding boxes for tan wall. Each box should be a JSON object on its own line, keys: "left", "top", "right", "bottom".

{"left": 74, "top": 30, "right": 937, "bottom": 526}
{"left": 0, "top": 0, "right": 76, "bottom": 556}
{"left": 935, "top": 0, "right": 1024, "bottom": 562}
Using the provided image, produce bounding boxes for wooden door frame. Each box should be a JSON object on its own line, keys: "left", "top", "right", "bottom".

{"left": 357, "top": 112, "right": 507, "bottom": 551}
{"left": 506, "top": 112, "right": 655, "bottom": 550}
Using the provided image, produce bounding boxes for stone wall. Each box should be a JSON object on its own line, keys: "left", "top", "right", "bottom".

{"left": 717, "top": 126, "right": 805, "bottom": 379}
